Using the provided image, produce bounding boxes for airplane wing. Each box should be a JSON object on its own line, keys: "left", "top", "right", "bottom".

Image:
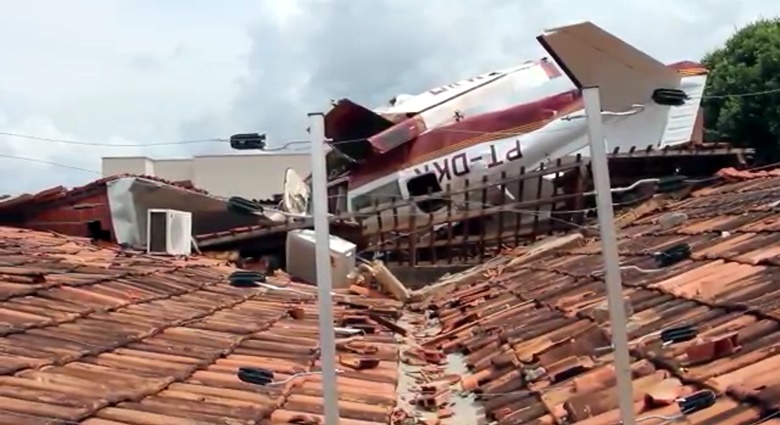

{"left": 368, "top": 58, "right": 563, "bottom": 155}
{"left": 375, "top": 59, "right": 561, "bottom": 117}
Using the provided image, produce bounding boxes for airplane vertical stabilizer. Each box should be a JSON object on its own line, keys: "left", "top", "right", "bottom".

{"left": 538, "top": 22, "right": 705, "bottom": 150}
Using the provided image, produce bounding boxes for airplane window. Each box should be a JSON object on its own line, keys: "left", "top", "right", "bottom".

{"left": 351, "top": 181, "right": 402, "bottom": 211}
{"left": 406, "top": 173, "right": 449, "bottom": 213}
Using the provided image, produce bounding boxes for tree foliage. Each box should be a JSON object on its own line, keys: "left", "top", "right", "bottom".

{"left": 702, "top": 18, "right": 780, "bottom": 163}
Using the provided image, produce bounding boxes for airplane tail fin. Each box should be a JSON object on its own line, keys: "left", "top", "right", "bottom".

{"left": 538, "top": 22, "right": 706, "bottom": 148}
{"left": 324, "top": 99, "right": 395, "bottom": 160}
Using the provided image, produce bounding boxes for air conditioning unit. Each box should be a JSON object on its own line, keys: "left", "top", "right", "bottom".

{"left": 146, "top": 209, "right": 193, "bottom": 256}
{"left": 286, "top": 229, "right": 356, "bottom": 289}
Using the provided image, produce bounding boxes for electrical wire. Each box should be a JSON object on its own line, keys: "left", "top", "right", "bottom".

{"left": 0, "top": 133, "right": 227, "bottom": 176}
{"left": 329, "top": 172, "right": 695, "bottom": 220}
{"left": 317, "top": 160, "right": 777, "bottom": 421}
{"left": 0, "top": 157, "right": 772, "bottom": 425}
{"left": 0, "top": 106, "right": 715, "bottom": 153}
{"left": 267, "top": 123, "right": 661, "bottom": 150}
{"left": 295, "top": 163, "right": 773, "bottom": 256}
{"left": 0, "top": 88, "right": 758, "bottom": 180}
{"left": 260, "top": 140, "right": 312, "bottom": 151}
{"left": 703, "top": 86, "right": 780, "bottom": 99}
{"left": 237, "top": 85, "right": 780, "bottom": 151}
{"left": 236, "top": 159, "right": 780, "bottom": 261}
{"left": 0, "top": 84, "right": 777, "bottom": 152}
{"left": 0, "top": 153, "right": 101, "bottom": 174}
{"left": 748, "top": 409, "right": 780, "bottom": 425}
{"left": 0, "top": 235, "right": 763, "bottom": 425}
{"left": 0, "top": 131, "right": 227, "bottom": 147}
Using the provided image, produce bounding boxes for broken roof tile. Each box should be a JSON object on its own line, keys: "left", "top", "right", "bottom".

{"left": 0, "top": 226, "right": 401, "bottom": 424}
{"left": 418, "top": 171, "right": 780, "bottom": 424}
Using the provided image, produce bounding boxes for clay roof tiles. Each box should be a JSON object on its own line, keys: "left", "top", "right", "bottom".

{"left": 0, "top": 174, "right": 212, "bottom": 216}
{"left": 419, "top": 171, "right": 780, "bottom": 424}
{"left": 0, "top": 226, "right": 401, "bottom": 425}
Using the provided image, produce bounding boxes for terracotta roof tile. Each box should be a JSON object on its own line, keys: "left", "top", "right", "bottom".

{"left": 0, "top": 174, "right": 212, "bottom": 216}
{"left": 417, "top": 173, "right": 780, "bottom": 424}
{"left": 0, "top": 226, "right": 402, "bottom": 424}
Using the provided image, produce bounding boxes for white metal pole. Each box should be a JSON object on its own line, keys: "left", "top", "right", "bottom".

{"left": 582, "top": 87, "right": 635, "bottom": 425}
{"left": 308, "top": 112, "right": 341, "bottom": 424}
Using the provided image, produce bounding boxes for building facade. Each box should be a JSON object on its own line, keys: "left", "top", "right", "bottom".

{"left": 102, "top": 153, "right": 311, "bottom": 200}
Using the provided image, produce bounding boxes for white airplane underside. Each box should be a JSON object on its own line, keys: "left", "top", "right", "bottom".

{"left": 282, "top": 21, "right": 708, "bottom": 237}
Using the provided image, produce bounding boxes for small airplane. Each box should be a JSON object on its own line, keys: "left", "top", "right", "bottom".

{"left": 281, "top": 21, "right": 708, "bottom": 238}
{"left": 323, "top": 57, "right": 563, "bottom": 161}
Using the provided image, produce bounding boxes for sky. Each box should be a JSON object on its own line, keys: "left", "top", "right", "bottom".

{"left": 0, "top": 0, "right": 778, "bottom": 195}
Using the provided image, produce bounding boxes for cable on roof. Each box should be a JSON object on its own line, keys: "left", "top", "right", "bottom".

{"left": 654, "top": 243, "right": 692, "bottom": 267}
{"left": 227, "top": 196, "right": 264, "bottom": 215}
{"left": 656, "top": 175, "right": 689, "bottom": 193}
{"left": 589, "top": 243, "right": 693, "bottom": 278}
{"left": 678, "top": 390, "right": 717, "bottom": 412}
{"left": 228, "top": 270, "right": 267, "bottom": 287}
{"left": 635, "top": 390, "right": 717, "bottom": 424}
{"left": 238, "top": 366, "right": 274, "bottom": 385}
{"left": 657, "top": 325, "right": 698, "bottom": 344}
{"left": 595, "top": 324, "right": 698, "bottom": 353}
{"left": 227, "top": 272, "right": 338, "bottom": 298}
{"left": 237, "top": 368, "right": 343, "bottom": 387}
{"left": 652, "top": 88, "right": 690, "bottom": 106}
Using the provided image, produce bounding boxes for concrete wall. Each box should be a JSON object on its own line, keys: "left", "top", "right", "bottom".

{"left": 102, "top": 153, "right": 312, "bottom": 199}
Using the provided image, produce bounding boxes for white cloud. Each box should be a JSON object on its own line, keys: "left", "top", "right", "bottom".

{"left": 0, "top": 0, "right": 778, "bottom": 194}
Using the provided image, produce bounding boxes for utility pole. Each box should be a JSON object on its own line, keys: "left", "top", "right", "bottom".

{"left": 308, "top": 112, "right": 340, "bottom": 424}
{"left": 582, "top": 87, "right": 635, "bottom": 425}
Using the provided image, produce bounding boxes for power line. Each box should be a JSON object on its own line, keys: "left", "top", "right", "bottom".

{"left": 248, "top": 87, "right": 780, "bottom": 151}
{"left": 0, "top": 154, "right": 101, "bottom": 174}
{"left": 0, "top": 131, "right": 227, "bottom": 147}
{"left": 703, "top": 87, "right": 780, "bottom": 99}
{"left": 0, "top": 85, "right": 777, "bottom": 151}
{"left": 0, "top": 84, "right": 776, "bottom": 173}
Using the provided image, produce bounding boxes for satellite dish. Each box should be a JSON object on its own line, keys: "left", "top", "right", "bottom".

{"left": 282, "top": 168, "right": 310, "bottom": 215}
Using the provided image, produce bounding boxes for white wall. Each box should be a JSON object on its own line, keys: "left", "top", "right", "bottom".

{"left": 102, "top": 153, "right": 311, "bottom": 200}
{"left": 102, "top": 156, "right": 154, "bottom": 176}
{"left": 152, "top": 159, "right": 193, "bottom": 182}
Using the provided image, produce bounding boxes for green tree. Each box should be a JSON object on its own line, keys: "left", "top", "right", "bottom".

{"left": 702, "top": 18, "right": 780, "bottom": 164}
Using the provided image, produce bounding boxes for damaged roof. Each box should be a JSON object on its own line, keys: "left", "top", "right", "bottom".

{"left": 0, "top": 174, "right": 212, "bottom": 218}
{"left": 0, "top": 226, "right": 402, "bottom": 425}
{"left": 417, "top": 169, "right": 780, "bottom": 424}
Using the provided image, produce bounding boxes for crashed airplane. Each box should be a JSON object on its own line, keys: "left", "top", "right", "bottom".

{"left": 281, "top": 21, "right": 709, "bottom": 236}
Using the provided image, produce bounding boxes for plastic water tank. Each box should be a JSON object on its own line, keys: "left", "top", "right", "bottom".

{"left": 285, "top": 229, "right": 356, "bottom": 289}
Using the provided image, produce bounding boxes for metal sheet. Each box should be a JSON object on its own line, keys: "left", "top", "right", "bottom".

{"left": 107, "top": 177, "right": 270, "bottom": 248}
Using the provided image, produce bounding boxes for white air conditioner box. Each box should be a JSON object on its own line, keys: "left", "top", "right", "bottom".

{"left": 146, "top": 209, "right": 193, "bottom": 256}
{"left": 285, "top": 229, "right": 356, "bottom": 289}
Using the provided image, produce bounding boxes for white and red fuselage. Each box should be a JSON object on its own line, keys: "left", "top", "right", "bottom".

{"left": 314, "top": 22, "right": 709, "bottom": 232}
